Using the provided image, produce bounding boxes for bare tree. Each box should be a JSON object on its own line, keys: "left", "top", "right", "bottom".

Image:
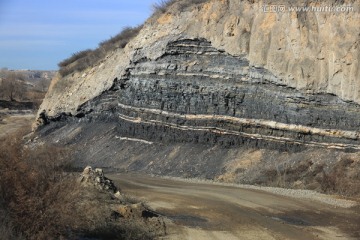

{"left": 0, "top": 72, "right": 26, "bottom": 101}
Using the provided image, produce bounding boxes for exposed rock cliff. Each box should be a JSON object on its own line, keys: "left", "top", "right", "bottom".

{"left": 38, "top": 0, "right": 360, "bottom": 116}
{"left": 35, "top": 0, "right": 360, "bottom": 193}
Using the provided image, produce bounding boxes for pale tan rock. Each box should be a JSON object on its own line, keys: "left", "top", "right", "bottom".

{"left": 36, "top": 0, "right": 360, "bottom": 126}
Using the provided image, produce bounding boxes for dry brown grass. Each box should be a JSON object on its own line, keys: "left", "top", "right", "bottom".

{"left": 152, "top": 0, "right": 177, "bottom": 14}
{"left": 99, "top": 26, "right": 143, "bottom": 51}
{"left": 316, "top": 157, "right": 360, "bottom": 197}
{"left": 253, "top": 156, "right": 360, "bottom": 197}
{"left": 58, "top": 49, "right": 93, "bottom": 68}
{"left": 151, "top": 0, "right": 209, "bottom": 16}
{"left": 58, "top": 0, "right": 210, "bottom": 77}
{"left": 0, "top": 128, "right": 157, "bottom": 239}
{"left": 58, "top": 26, "right": 142, "bottom": 77}
{"left": 0, "top": 129, "right": 78, "bottom": 239}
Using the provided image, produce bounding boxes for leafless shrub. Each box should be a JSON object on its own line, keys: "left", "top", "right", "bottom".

{"left": 58, "top": 26, "right": 142, "bottom": 77}
{"left": 152, "top": 0, "right": 177, "bottom": 14}
{"left": 57, "top": 0, "right": 210, "bottom": 77}
{"left": 179, "top": 0, "right": 209, "bottom": 10}
{"left": 58, "top": 49, "right": 104, "bottom": 77}
{"left": 100, "top": 26, "right": 143, "bottom": 51}
{"left": 152, "top": 0, "right": 209, "bottom": 16}
{"left": 0, "top": 128, "right": 162, "bottom": 239}
{"left": 0, "top": 206, "right": 25, "bottom": 240}
{"left": 58, "top": 49, "right": 93, "bottom": 68}
{"left": 317, "top": 157, "right": 360, "bottom": 196}
{"left": 246, "top": 154, "right": 360, "bottom": 197}
{"left": 0, "top": 72, "right": 26, "bottom": 102}
{"left": 0, "top": 129, "right": 78, "bottom": 239}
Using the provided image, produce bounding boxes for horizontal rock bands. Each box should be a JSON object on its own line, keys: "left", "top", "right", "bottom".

{"left": 102, "top": 104, "right": 360, "bottom": 150}
{"left": 115, "top": 103, "right": 359, "bottom": 141}
{"left": 41, "top": 38, "right": 360, "bottom": 152}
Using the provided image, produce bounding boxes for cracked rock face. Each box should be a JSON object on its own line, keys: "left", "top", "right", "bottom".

{"left": 37, "top": 0, "right": 360, "bottom": 118}
{"left": 42, "top": 37, "right": 360, "bottom": 150}
{"left": 35, "top": 0, "right": 360, "bottom": 175}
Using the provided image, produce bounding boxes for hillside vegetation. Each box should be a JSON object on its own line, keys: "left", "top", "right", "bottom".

{"left": 57, "top": 0, "right": 209, "bottom": 77}
{"left": 0, "top": 128, "right": 165, "bottom": 239}
{"left": 58, "top": 26, "right": 143, "bottom": 77}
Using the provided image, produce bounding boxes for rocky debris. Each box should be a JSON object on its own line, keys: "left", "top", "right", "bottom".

{"left": 116, "top": 203, "right": 159, "bottom": 219}
{"left": 72, "top": 166, "right": 168, "bottom": 239}
{"left": 79, "top": 166, "right": 119, "bottom": 194}
{"left": 34, "top": 0, "right": 360, "bottom": 196}
{"left": 114, "top": 203, "right": 167, "bottom": 237}
{"left": 79, "top": 166, "right": 163, "bottom": 219}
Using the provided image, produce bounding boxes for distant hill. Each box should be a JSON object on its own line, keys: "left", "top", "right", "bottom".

{"left": 0, "top": 69, "right": 56, "bottom": 109}
{"left": 0, "top": 69, "right": 56, "bottom": 90}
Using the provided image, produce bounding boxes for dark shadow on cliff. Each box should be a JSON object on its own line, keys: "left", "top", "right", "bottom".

{"left": 35, "top": 119, "right": 360, "bottom": 198}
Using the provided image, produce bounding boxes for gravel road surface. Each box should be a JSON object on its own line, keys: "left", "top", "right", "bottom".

{"left": 109, "top": 173, "right": 360, "bottom": 240}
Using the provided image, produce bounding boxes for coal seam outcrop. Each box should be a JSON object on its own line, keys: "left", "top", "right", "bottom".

{"left": 38, "top": 38, "right": 360, "bottom": 151}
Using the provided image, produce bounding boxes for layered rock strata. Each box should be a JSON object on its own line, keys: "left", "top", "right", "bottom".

{"left": 39, "top": 38, "right": 360, "bottom": 151}
{"left": 36, "top": 0, "right": 360, "bottom": 165}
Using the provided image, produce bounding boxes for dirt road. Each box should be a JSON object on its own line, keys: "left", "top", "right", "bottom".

{"left": 109, "top": 173, "right": 360, "bottom": 240}
{"left": 0, "top": 113, "right": 34, "bottom": 138}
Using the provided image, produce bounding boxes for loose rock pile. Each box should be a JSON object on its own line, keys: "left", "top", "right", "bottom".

{"left": 77, "top": 166, "right": 167, "bottom": 238}
{"left": 79, "top": 166, "right": 120, "bottom": 195}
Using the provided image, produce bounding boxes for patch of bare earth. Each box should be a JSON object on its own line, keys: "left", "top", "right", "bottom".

{"left": 110, "top": 173, "right": 360, "bottom": 240}
{"left": 0, "top": 112, "right": 34, "bottom": 139}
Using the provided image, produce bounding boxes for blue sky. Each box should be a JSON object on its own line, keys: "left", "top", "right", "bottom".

{"left": 0, "top": 0, "right": 158, "bottom": 70}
